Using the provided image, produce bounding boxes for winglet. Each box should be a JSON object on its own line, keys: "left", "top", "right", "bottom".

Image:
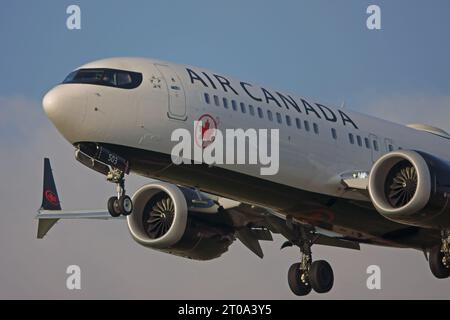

{"left": 41, "top": 158, "right": 61, "bottom": 211}
{"left": 37, "top": 158, "right": 61, "bottom": 239}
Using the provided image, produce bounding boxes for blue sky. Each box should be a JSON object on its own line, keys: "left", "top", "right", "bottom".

{"left": 1, "top": 0, "right": 450, "bottom": 108}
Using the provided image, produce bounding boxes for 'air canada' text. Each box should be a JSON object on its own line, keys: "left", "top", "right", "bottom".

{"left": 186, "top": 68, "right": 358, "bottom": 129}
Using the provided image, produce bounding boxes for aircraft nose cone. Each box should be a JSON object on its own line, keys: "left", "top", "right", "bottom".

{"left": 42, "top": 85, "right": 87, "bottom": 143}
{"left": 42, "top": 88, "right": 58, "bottom": 118}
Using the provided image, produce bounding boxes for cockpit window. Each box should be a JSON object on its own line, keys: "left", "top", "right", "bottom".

{"left": 63, "top": 68, "right": 143, "bottom": 89}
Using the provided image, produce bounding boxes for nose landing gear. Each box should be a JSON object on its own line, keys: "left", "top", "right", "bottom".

{"left": 429, "top": 230, "right": 450, "bottom": 279}
{"left": 107, "top": 168, "right": 133, "bottom": 217}
{"left": 74, "top": 144, "right": 134, "bottom": 217}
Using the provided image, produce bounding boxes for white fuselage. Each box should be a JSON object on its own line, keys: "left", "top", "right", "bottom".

{"left": 43, "top": 57, "right": 450, "bottom": 204}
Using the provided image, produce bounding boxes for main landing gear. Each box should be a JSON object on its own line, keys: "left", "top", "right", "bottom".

{"left": 429, "top": 230, "right": 450, "bottom": 279}
{"left": 285, "top": 224, "right": 334, "bottom": 296}
{"left": 106, "top": 168, "right": 133, "bottom": 217}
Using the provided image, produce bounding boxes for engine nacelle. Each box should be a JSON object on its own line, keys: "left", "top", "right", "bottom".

{"left": 127, "top": 182, "right": 235, "bottom": 260}
{"left": 368, "top": 150, "right": 450, "bottom": 229}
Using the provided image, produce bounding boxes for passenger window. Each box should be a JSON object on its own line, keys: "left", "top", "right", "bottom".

{"left": 286, "top": 115, "right": 292, "bottom": 126}
{"left": 267, "top": 110, "right": 273, "bottom": 121}
{"left": 249, "top": 105, "right": 255, "bottom": 116}
{"left": 349, "top": 133, "right": 354, "bottom": 144}
{"left": 240, "top": 103, "right": 246, "bottom": 113}
{"left": 296, "top": 118, "right": 301, "bottom": 129}
{"left": 204, "top": 93, "right": 210, "bottom": 104}
{"left": 304, "top": 121, "right": 310, "bottom": 132}
{"left": 373, "top": 140, "right": 379, "bottom": 151}
{"left": 231, "top": 100, "right": 238, "bottom": 111}
{"left": 357, "top": 135, "right": 362, "bottom": 147}
{"left": 257, "top": 107, "right": 263, "bottom": 118}
{"left": 214, "top": 95, "right": 220, "bottom": 106}
{"left": 331, "top": 128, "right": 337, "bottom": 140}
{"left": 276, "top": 112, "right": 282, "bottom": 124}
{"left": 313, "top": 123, "right": 319, "bottom": 134}
{"left": 223, "top": 98, "right": 228, "bottom": 109}
{"left": 364, "top": 137, "right": 370, "bottom": 149}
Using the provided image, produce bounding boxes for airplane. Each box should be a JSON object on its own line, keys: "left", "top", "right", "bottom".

{"left": 38, "top": 57, "right": 450, "bottom": 296}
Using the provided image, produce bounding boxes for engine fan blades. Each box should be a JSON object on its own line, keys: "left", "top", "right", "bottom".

{"left": 145, "top": 196, "right": 175, "bottom": 239}
{"left": 387, "top": 164, "right": 418, "bottom": 208}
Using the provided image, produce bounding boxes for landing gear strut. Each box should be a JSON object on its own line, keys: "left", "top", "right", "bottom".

{"left": 107, "top": 168, "right": 133, "bottom": 217}
{"left": 286, "top": 224, "right": 334, "bottom": 296}
{"left": 429, "top": 230, "right": 450, "bottom": 279}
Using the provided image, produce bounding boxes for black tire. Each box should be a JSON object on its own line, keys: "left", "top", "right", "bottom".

{"left": 288, "top": 263, "right": 312, "bottom": 296}
{"left": 309, "top": 260, "right": 334, "bottom": 294}
{"left": 429, "top": 245, "right": 450, "bottom": 279}
{"left": 108, "top": 196, "right": 122, "bottom": 218}
{"left": 119, "top": 195, "right": 133, "bottom": 216}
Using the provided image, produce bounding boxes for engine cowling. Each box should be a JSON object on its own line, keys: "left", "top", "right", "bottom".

{"left": 368, "top": 150, "right": 450, "bottom": 229}
{"left": 127, "top": 182, "right": 235, "bottom": 260}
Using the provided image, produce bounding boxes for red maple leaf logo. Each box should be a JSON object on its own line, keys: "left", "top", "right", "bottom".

{"left": 195, "top": 114, "right": 217, "bottom": 148}
{"left": 45, "top": 190, "right": 59, "bottom": 206}
{"left": 201, "top": 120, "right": 210, "bottom": 140}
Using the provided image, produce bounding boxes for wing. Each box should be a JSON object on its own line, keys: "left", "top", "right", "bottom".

{"left": 37, "top": 209, "right": 116, "bottom": 220}
{"left": 36, "top": 158, "right": 121, "bottom": 239}
{"left": 37, "top": 158, "right": 359, "bottom": 256}
{"left": 209, "top": 194, "right": 361, "bottom": 258}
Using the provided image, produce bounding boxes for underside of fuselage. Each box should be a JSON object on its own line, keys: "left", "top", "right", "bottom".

{"left": 81, "top": 141, "right": 441, "bottom": 250}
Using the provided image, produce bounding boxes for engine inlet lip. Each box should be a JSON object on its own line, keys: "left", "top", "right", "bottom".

{"left": 368, "top": 150, "right": 431, "bottom": 217}
{"left": 127, "top": 182, "right": 188, "bottom": 248}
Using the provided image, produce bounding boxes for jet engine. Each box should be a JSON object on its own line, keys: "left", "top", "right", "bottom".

{"left": 368, "top": 150, "right": 450, "bottom": 229}
{"left": 127, "top": 182, "right": 235, "bottom": 260}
